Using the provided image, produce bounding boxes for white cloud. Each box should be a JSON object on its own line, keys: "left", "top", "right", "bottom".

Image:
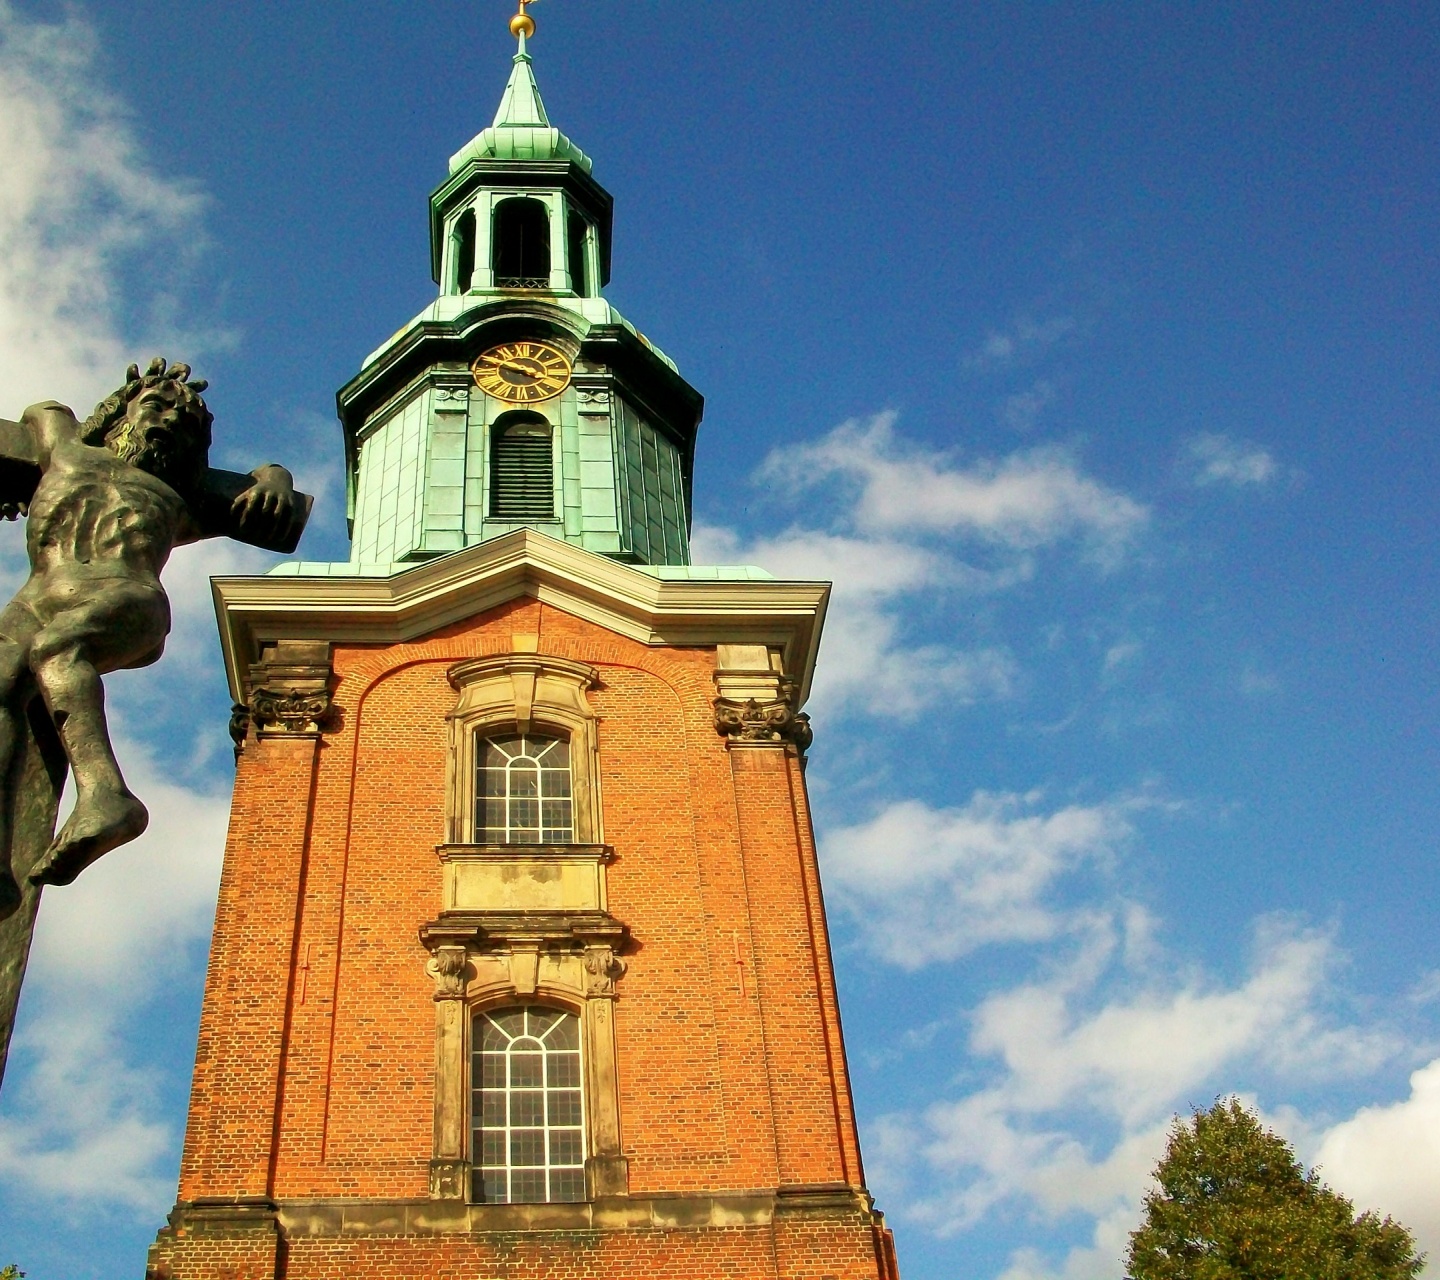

{"left": 1410, "top": 970, "right": 1440, "bottom": 1005}
{"left": 823, "top": 792, "right": 1133, "bottom": 968}
{"left": 1102, "top": 640, "right": 1142, "bottom": 676}
{"left": 696, "top": 521, "right": 1018, "bottom": 719}
{"left": 966, "top": 316, "right": 1078, "bottom": 371}
{"left": 0, "top": 0, "right": 209, "bottom": 415}
{"left": 968, "top": 920, "right": 1397, "bottom": 1127}
{"left": 866, "top": 905, "right": 1410, "bottom": 1276}
{"left": 697, "top": 413, "right": 1147, "bottom": 722}
{"left": 0, "top": 0, "right": 226, "bottom": 1222}
{"left": 1001, "top": 380, "right": 1056, "bottom": 432}
{"left": 760, "top": 414, "right": 1147, "bottom": 562}
{"left": 1240, "top": 664, "right": 1281, "bottom": 696}
{"left": 1316, "top": 1059, "right": 1440, "bottom": 1266}
{"left": 1183, "top": 432, "right": 1281, "bottom": 488}
{"left": 0, "top": 742, "right": 229, "bottom": 1211}
{"left": 998, "top": 1204, "right": 1145, "bottom": 1280}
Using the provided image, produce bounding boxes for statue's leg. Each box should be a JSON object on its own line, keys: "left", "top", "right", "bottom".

{"left": 0, "top": 711, "right": 20, "bottom": 921}
{"left": 27, "top": 642, "right": 146, "bottom": 886}
{"left": 24, "top": 586, "right": 163, "bottom": 886}
{"left": 0, "top": 634, "right": 35, "bottom": 920}
{"left": 0, "top": 695, "right": 65, "bottom": 1088}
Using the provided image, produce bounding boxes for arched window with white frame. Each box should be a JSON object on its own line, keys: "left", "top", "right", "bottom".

{"left": 475, "top": 732, "right": 573, "bottom": 844}
{"left": 472, "top": 1005, "right": 585, "bottom": 1204}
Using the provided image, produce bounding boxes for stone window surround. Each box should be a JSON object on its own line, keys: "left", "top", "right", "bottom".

{"left": 444, "top": 641, "right": 602, "bottom": 845}
{"left": 422, "top": 917, "right": 629, "bottom": 1204}
{"left": 426, "top": 642, "right": 627, "bottom": 1204}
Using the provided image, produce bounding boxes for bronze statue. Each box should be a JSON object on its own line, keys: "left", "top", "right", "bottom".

{"left": 0, "top": 358, "right": 312, "bottom": 1083}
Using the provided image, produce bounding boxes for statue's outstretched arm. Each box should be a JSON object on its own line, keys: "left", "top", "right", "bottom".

{"left": 189, "top": 465, "right": 314, "bottom": 554}
{"left": 0, "top": 404, "right": 75, "bottom": 519}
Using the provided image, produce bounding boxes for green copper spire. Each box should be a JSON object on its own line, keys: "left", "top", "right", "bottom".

{"left": 449, "top": 36, "right": 592, "bottom": 174}
{"left": 279, "top": 4, "right": 709, "bottom": 580}
{"left": 493, "top": 37, "right": 548, "bottom": 127}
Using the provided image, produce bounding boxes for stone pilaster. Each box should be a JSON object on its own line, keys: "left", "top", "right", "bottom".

{"left": 427, "top": 944, "right": 472, "bottom": 1199}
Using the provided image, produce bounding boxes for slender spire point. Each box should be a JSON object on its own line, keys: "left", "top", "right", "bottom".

{"left": 450, "top": 0, "right": 591, "bottom": 174}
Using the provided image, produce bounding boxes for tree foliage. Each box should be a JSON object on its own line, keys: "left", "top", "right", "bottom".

{"left": 1126, "top": 1098, "right": 1424, "bottom": 1280}
{"left": 0, "top": 1267, "right": 23, "bottom": 1279}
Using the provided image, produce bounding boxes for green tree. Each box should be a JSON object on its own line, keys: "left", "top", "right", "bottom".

{"left": 0, "top": 1266, "right": 24, "bottom": 1279}
{"left": 1126, "top": 1098, "right": 1424, "bottom": 1280}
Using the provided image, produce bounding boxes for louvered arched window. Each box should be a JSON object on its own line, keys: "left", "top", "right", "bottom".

{"left": 490, "top": 415, "right": 554, "bottom": 520}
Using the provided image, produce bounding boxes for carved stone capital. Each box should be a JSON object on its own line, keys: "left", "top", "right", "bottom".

{"left": 245, "top": 640, "right": 333, "bottom": 738}
{"left": 583, "top": 946, "right": 627, "bottom": 998}
{"left": 574, "top": 383, "right": 612, "bottom": 416}
{"left": 714, "top": 696, "right": 813, "bottom": 752}
{"left": 425, "top": 944, "right": 470, "bottom": 1000}
{"left": 432, "top": 385, "right": 469, "bottom": 415}
{"left": 250, "top": 688, "right": 332, "bottom": 735}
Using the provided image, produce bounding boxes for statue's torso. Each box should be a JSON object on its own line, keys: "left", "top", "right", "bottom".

{"left": 25, "top": 437, "right": 187, "bottom": 583}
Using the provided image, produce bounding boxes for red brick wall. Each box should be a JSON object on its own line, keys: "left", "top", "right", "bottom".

{"left": 165, "top": 597, "right": 895, "bottom": 1277}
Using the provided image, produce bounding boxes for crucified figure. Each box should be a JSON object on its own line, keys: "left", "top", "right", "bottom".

{"left": 0, "top": 357, "right": 310, "bottom": 920}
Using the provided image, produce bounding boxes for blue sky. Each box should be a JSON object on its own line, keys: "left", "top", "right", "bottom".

{"left": 0, "top": 2, "right": 1437, "bottom": 1277}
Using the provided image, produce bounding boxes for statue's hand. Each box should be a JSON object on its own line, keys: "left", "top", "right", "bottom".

{"left": 0, "top": 502, "right": 26, "bottom": 522}
{"left": 233, "top": 465, "right": 300, "bottom": 545}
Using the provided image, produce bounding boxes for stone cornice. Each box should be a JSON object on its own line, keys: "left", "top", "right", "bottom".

{"left": 161, "top": 1187, "right": 880, "bottom": 1239}
{"left": 419, "top": 909, "right": 629, "bottom": 953}
{"left": 211, "top": 529, "right": 829, "bottom": 709}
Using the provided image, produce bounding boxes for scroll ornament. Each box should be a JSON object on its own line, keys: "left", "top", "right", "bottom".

{"left": 427, "top": 945, "right": 471, "bottom": 1000}
{"left": 583, "top": 948, "right": 627, "bottom": 997}
{"left": 249, "top": 687, "right": 333, "bottom": 736}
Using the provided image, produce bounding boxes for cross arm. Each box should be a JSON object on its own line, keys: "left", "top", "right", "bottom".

{"left": 0, "top": 419, "right": 41, "bottom": 512}
{"left": 190, "top": 466, "right": 315, "bottom": 554}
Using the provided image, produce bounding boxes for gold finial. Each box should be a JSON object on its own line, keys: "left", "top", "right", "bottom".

{"left": 510, "top": 0, "right": 536, "bottom": 40}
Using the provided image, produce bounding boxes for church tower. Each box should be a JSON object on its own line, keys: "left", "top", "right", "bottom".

{"left": 148, "top": 10, "right": 900, "bottom": 1279}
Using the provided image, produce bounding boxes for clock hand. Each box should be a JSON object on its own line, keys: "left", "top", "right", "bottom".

{"left": 498, "top": 360, "right": 545, "bottom": 379}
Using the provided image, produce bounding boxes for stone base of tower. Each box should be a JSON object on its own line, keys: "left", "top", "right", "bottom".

{"left": 147, "top": 1190, "right": 901, "bottom": 1280}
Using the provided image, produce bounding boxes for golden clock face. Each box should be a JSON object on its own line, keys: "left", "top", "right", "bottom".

{"left": 471, "top": 341, "right": 573, "bottom": 404}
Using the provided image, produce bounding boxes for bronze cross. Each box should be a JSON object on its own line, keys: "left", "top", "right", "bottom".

{"left": 0, "top": 360, "right": 314, "bottom": 1090}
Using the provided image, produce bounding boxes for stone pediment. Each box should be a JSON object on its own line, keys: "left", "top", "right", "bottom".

{"left": 211, "top": 527, "right": 828, "bottom": 708}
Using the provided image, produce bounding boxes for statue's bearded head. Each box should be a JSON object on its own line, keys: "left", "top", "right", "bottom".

{"left": 81, "top": 357, "right": 213, "bottom": 496}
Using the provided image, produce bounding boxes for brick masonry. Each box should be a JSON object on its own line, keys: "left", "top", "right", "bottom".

{"left": 148, "top": 597, "right": 899, "bottom": 1279}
